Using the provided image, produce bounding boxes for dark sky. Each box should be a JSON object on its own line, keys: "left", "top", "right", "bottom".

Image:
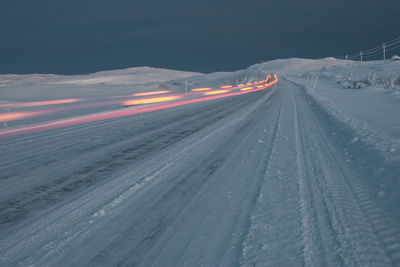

{"left": 1, "top": 0, "right": 399, "bottom": 74}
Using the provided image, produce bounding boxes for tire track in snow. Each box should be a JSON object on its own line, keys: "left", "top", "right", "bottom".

{"left": 88, "top": 88, "right": 281, "bottom": 266}
{"left": 0, "top": 94, "right": 262, "bottom": 232}
{"left": 239, "top": 99, "right": 283, "bottom": 264}
{"left": 0, "top": 89, "right": 278, "bottom": 266}
{"left": 242, "top": 79, "right": 399, "bottom": 265}
{"left": 292, "top": 86, "right": 325, "bottom": 266}
{"left": 0, "top": 96, "right": 248, "bottom": 177}
{"left": 296, "top": 81, "right": 400, "bottom": 265}
{"left": 146, "top": 88, "right": 284, "bottom": 266}
{"left": 305, "top": 101, "right": 391, "bottom": 265}
{"left": 291, "top": 79, "right": 398, "bottom": 265}
{"left": 241, "top": 85, "right": 308, "bottom": 266}
{"left": 293, "top": 85, "right": 352, "bottom": 266}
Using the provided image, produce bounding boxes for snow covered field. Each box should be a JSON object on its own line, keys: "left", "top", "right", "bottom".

{"left": 0, "top": 59, "right": 400, "bottom": 266}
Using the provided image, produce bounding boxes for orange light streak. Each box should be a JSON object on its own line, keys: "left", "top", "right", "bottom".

{"left": 221, "top": 85, "right": 233, "bottom": 89}
{"left": 132, "top": 90, "right": 171, "bottom": 97}
{"left": 123, "top": 96, "right": 182, "bottom": 106}
{"left": 204, "top": 90, "right": 230, "bottom": 95}
{"left": 0, "top": 98, "right": 83, "bottom": 108}
{"left": 0, "top": 74, "right": 279, "bottom": 138}
{"left": 240, "top": 87, "right": 254, "bottom": 91}
{"left": 0, "top": 111, "right": 45, "bottom": 122}
{"left": 192, "top": 87, "right": 213, "bottom": 92}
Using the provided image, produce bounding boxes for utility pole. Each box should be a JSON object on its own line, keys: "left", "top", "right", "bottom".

{"left": 345, "top": 55, "right": 348, "bottom": 60}
{"left": 312, "top": 72, "right": 320, "bottom": 94}
{"left": 383, "top": 43, "right": 386, "bottom": 60}
{"left": 185, "top": 80, "right": 188, "bottom": 96}
{"left": 360, "top": 51, "right": 363, "bottom": 61}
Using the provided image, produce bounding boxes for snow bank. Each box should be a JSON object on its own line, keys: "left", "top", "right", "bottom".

{"left": 270, "top": 58, "right": 400, "bottom": 161}
{"left": 258, "top": 58, "right": 400, "bottom": 90}
{"left": 391, "top": 55, "right": 400, "bottom": 61}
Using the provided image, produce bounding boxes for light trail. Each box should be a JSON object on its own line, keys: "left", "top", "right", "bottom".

{"left": 221, "top": 85, "right": 233, "bottom": 89}
{"left": 0, "top": 98, "right": 83, "bottom": 108}
{"left": 132, "top": 90, "right": 171, "bottom": 97}
{"left": 0, "top": 74, "right": 278, "bottom": 138}
{"left": 191, "top": 88, "right": 213, "bottom": 92}
{"left": 0, "top": 111, "right": 46, "bottom": 122}
{"left": 204, "top": 90, "right": 230, "bottom": 95}
{"left": 110, "top": 90, "right": 173, "bottom": 98}
{"left": 240, "top": 87, "right": 254, "bottom": 91}
{"left": 123, "top": 96, "right": 183, "bottom": 106}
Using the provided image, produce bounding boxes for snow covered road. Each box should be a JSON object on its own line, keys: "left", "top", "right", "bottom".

{"left": 1, "top": 76, "right": 400, "bottom": 265}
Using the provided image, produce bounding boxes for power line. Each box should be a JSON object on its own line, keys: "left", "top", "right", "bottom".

{"left": 362, "top": 45, "right": 381, "bottom": 53}
{"left": 386, "top": 43, "right": 400, "bottom": 52}
{"left": 363, "top": 47, "right": 383, "bottom": 55}
{"left": 342, "top": 36, "right": 400, "bottom": 61}
{"left": 386, "top": 36, "right": 400, "bottom": 45}
{"left": 386, "top": 39, "right": 400, "bottom": 47}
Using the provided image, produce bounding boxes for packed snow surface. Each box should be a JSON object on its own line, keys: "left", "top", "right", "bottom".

{"left": 0, "top": 58, "right": 400, "bottom": 266}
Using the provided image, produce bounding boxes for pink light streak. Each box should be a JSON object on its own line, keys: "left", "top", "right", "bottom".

{"left": 0, "top": 75, "right": 278, "bottom": 138}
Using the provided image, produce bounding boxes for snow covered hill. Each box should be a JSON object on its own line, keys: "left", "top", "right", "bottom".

{"left": 0, "top": 59, "right": 399, "bottom": 266}
{"left": 0, "top": 67, "right": 199, "bottom": 101}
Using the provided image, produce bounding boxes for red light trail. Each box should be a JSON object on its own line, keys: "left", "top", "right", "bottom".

{"left": 0, "top": 74, "right": 278, "bottom": 138}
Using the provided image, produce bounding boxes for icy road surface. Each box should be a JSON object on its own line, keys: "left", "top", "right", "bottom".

{"left": 1, "top": 74, "right": 400, "bottom": 265}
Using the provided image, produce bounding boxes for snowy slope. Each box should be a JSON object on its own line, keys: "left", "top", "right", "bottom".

{"left": 0, "top": 67, "right": 199, "bottom": 101}
{"left": 0, "top": 66, "right": 199, "bottom": 87}
{"left": 0, "top": 59, "right": 400, "bottom": 266}
{"left": 281, "top": 58, "right": 400, "bottom": 160}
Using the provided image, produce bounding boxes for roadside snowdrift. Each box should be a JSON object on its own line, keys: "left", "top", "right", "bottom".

{"left": 260, "top": 57, "right": 400, "bottom": 90}
{"left": 252, "top": 58, "right": 400, "bottom": 159}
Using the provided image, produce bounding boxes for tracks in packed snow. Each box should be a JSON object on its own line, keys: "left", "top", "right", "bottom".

{"left": 1, "top": 79, "right": 400, "bottom": 266}
{"left": 0, "top": 91, "right": 268, "bottom": 228}
{"left": 242, "top": 79, "right": 399, "bottom": 266}
{"left": 291, "top": 79, "right": 399, "bottom": 265}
